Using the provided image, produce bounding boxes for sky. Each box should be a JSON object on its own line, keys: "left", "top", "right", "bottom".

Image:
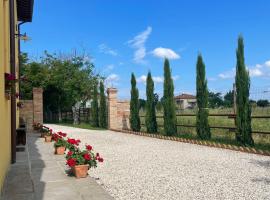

{"left": 21, "top": 0, "right": 270, "bottom": 100}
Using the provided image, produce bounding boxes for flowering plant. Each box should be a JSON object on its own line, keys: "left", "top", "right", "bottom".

{"left": 33, "top": 122, "right": 43, "bottom": 131}
{"left": 66, "top": 144, "right": 103, "bottom": 168}
{"left": 4, "top": 73, "right": 18, "bottom": 98}
{"left": 52, "top": 132, "right": 67, "bottom": 147}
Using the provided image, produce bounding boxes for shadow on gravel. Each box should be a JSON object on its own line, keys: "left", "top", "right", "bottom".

{"left": 249, "top": 159, "right": 270, "bottom": 169}
{"left": 251, "top": 178, "right": 270, "bottom": 185}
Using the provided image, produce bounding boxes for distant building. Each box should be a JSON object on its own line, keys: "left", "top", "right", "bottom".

{"left": 174, "top": 93, "right": 197, "bottom": 109}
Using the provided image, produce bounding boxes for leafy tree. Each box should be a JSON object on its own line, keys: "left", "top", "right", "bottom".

{"left": 91, "top": 81, "right": 99, "bottom": 127}
{"left": 130, "top": 73, "right": 141, "bottom": 131}
{"left": 99, "top": 81, "right": 107, "bottom": 128}
{"left": 208, "top": 92, "right": 223, "bottom": 108}
{"left": 235, "top": 36, "right": 254, "bottom": 146}
{"left": 257, "top": 99, "right": 269, "bottom": 107}
{"left": 20, "top": 51, "right": 100, "bottom": 123}
{"left": 196, "top": 54, "right": 211, "bottom": 139}
{"left": 163, "top": 58, "right": 177, "bottom": 136}
{"left": 154, "top": 93, "right": 159, "bottom": 106}
{"left": 145, "top": 72, "right": 157, "bottom": 133}
{"left": 224, "top": 90, "right": 234, "bottom": 107}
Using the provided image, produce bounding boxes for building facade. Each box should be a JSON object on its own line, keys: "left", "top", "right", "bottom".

{"left": 0, "top": 0, "right": 33, "bottom": 193}
{"left": 174, "top": 93, "right": 197, "bottom": 109}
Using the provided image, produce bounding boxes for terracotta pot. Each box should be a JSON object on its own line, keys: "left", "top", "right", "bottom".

{"left": 55, "top": 146, "right": 66, "bottom": 155}
{"left": 44, "top": 135, "right": 52, "bottom": 142}
{"left": 72, "top": 165, "right": 89, "bottom": 178}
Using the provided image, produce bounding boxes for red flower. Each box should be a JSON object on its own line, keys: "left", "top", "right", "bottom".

{"left": 83, "top": 153, "right": 91, "bottom": 161}
{"left": 98, "top": 157, "right": 104, "bottom": 162}
{"left": 67, "top": 151, "right": 73, "bottom": 156}
{"left": 66, "top": 158, "right": 76, "bottom": 167}
{"left": 86, "top": 145, "right": 92, "bottom": 151}
{"left": 96, "top": 153, "right": 100, "bottom": 158}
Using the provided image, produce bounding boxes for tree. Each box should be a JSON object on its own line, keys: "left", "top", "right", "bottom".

{"left": 139, "top": 99, "right": 146, "bottom": 110}
{"left": 145, "top": 72, "right": 157, "bottom": 133}
{"left": 257, "top": 99, "right": 269, "bottom": 107}
{"left": 196, "top": 54, "right": 211, "bottom": 139}
{"left": 91, "top": 81, "right": 99, "bottom": 127}
{"left": 208, "top": 92, "right": 223, "bottom": 108}
{"left": 99, "top": 81, "right": 107, "bottom": 128}
{"left": 130, "top": 73, "right": 141, "bottom": 131}
{"left": 20, "top": 51, "right": 100, "bottom": 124}
{"left": 163, "top": 58, "right": 177, "bottom": 136}
{"left": 235, "top": 36, "right": 254, "bottom": 146}
{"left": 224, "top": 90, "right": 234, "bottom": 107}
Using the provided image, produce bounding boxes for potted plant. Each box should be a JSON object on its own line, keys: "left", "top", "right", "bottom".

{"left": 53, "top": 132, "right": 67, "bottom": 155}
{"left": 44, "top": 129, "right": 53, "bottom": 142}
{"left": 66, "top": 144, "right": 103, "bottom": 178}
{"left": 40, "top": 126, "right": 49, "bottom": 138}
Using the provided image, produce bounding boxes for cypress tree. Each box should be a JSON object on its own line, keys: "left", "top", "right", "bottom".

{"left": 146, "top": 72, "right": 157, "bottom": 133}
{"left": 130, "top": 73, "right": 141, "bottom": 131}
{"left": 196, "top": 54, "right": 211, "bottom": 139}
{"left": 235, "top": 36, "right": 254, "bottom": 146}
{"left": 99, "top": 81, "right": 107, "bottom": 128}
{"left": 163, "top": 58, "right": 177, "bottom": 136}
{"left": 91, "top": 81, "right": 99, "bottom": 127}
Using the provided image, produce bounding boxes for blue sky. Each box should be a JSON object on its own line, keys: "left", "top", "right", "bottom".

{"left": 21, "top": 0, "right": 270, "bottom": 99}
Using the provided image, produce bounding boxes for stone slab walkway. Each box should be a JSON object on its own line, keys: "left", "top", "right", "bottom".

{"left": 1, "top": 133, "right": 113, "bottom": 200}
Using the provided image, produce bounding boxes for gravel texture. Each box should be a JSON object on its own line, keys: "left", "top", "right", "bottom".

{"left": 48, "top": 124, "right": 270, "bottom": 200}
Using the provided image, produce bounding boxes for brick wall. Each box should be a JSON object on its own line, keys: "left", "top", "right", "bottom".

{"left": 107, "top": 88, "right": 130, "bottom": 130}
{"left": 19, "top": 88, "right": 43, "bottom": 131}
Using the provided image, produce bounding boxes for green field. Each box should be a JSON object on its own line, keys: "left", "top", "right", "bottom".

{"left": 140, "top": 107, "right": 270, "bottom": 150}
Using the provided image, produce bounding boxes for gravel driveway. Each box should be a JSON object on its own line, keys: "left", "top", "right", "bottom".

{"left": 47, "top": 124, "right": 270, "bottom": 200}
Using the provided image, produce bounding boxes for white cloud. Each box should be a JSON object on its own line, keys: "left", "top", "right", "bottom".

{"left": 128, "top": 26, "right": 152, "bottom": 63}
{"left": 98, "top": 44, "right": 118, "bottom": 56}
{"left": 106, "top": 64, "right": 114, "bottom": 71}
{"left": 105, "top": 73, "right": 120, "bottom": 87}
{"left": 265, "top": 60, "right": 270, "bottom": 67}
{"left": 218, "top": 68, "right": 235, "bottom": 79}
{"left": 172, "top": 75, "right": 180, "bottom": 81}
{"left": 137, "top": 74, "right": 179, "bottom": 84}
{"left": 217, "top": 59, "right": 270, "bottom": 80}
{"left": 249, "top": 68, "right": 263, "bottom": 77}
{"left": 152, "top": 47, "right": 180, "bottom": 60}
{"left": 137, "top": 75, "right": 164, "bottom": 84}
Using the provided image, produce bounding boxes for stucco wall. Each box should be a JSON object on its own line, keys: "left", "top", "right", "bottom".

{"left": 0, "top": 0, "right": 18, "bottom": 193}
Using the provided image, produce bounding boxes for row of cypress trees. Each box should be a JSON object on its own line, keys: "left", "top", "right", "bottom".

{"left": 129, "top": 36, "right": 254, "bottom": 146}
{"left": 91, "top": 81, "right": 107, "bottom": 128}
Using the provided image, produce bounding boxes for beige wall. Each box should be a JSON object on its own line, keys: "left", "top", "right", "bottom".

{"left": 0, "top": 0, "right": 19, "bottom": 193}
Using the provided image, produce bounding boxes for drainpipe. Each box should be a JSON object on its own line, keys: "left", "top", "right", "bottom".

{"left": 9, "top": 0, "right": 16, "bottom": 164}
{"left": 18, "top": 22, "right": 25, "bottom": 95}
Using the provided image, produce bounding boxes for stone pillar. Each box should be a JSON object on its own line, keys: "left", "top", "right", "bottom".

{"left": 107, "top": 88, "right": 118, "bottom": 130}
{"left": 33, "top": 87, "right": 43, "bottom": 124}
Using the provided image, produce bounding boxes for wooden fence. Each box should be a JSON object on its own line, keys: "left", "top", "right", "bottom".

{"left": 140, "top": 114, "right": 270, "bottom": 135}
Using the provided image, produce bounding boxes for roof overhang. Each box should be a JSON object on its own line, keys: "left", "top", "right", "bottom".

{"left": 17, "top": 0, "right": 34, "bottom": 22}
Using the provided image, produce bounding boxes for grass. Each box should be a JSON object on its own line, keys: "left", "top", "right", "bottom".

{"left": 140, "top": 107, "right": 270, "bottom": 151}
{"left": 47, "top": 122, "right": 106, "bottom": 131}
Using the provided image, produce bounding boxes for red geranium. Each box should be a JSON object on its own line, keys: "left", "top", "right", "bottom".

{"left": 98, "top": 157, "right": 104, "bottom": 162}
{"left": 66, "top": 158, "right": 76, "bottom": 167}
{"left": 86, "top": 145, "right": 92, "bottom": 151}
{"left": 83, "top": 153, "right": 91, "bottom": 160}
{"left": 67, "top": 151, "right": 73, "bottom": 156}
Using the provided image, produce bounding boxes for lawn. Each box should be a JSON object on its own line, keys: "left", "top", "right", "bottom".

{"left": 140, "top": 107, "right": 270, "bottom": 151}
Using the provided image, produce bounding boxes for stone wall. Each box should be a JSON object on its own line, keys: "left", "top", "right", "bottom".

{"left": 107, "top": 88, "right": 130, "bottom": 130}
{"left": 20, "top": 88, "right": 43, "bottom": 131}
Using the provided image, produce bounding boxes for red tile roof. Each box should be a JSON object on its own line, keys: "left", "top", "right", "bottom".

{"left": 174, "top": 93, "right": 196, "bottom": 100}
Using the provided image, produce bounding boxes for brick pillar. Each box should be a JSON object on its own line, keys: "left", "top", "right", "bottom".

{"left": 107, "top": 88, "right": 118, "bottom": 130}
{"left": 33, "top": 87, "right": 43, "bottom": 124}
